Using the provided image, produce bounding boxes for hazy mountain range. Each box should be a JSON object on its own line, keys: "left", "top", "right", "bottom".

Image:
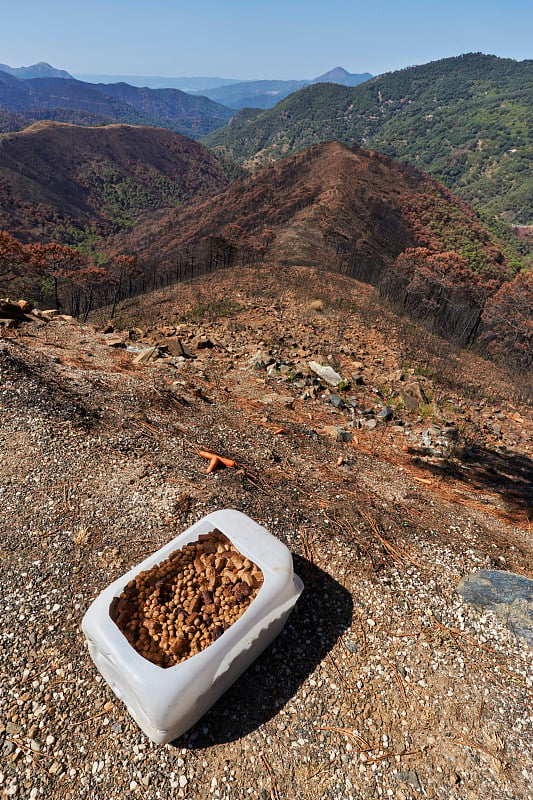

{"left": 0, "top": 70, "right": 233, "bottom": 139}
{"left": 2, "top": 61, "right": 372, "bottom": 109}
{"left": 73, "top": 74, "right": 242, "bottom": 92}
{"left": 188, "top": 67, "right": 373, "bottom": 109}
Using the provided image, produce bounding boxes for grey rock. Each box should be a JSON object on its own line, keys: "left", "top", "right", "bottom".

{"left": 247, "top": 350, "right": 268, "bottom": 370}
{"left": 363, "top": 419, "right": 377, "bottom": 430}
{"left": 377, "top": 406, "right": 393, "bottom": 421}
{"left": 402, "top": 382, "right": 427, "bottom": 411}
{"left": 397, "top": 770, "right": 423, "bottom": 793}
{"left": 457, "top": 570, "right": 533, "bottom": 648}
{"left": 327, "top": 392, "right": 344, "bottom": 409}
{"left": 441, "top": 426, "right": 459, "bottom": 440}
{"left": 344, "top": 639, "right": 359, "bottom": 654}
{"left": 308, "top": 361, "right": 343, "bottom": 387}
{"left": 421, "top": 429, "right": 433, "bottom": 447}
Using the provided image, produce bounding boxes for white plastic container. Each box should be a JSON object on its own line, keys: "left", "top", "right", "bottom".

{"left": 82, "top": 509, "right": 303, "bottom": 743}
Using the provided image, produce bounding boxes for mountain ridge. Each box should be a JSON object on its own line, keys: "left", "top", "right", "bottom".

{"left": 74, "top": 66, "right": 372, "bottom": 102}
{"left": 0, "top": 71, "right": 233, "bottom": 139}
{"left": 110, "top": 139, "right": 515, "bottom": 350}
{"left": 190, "top": 67, "right": 372, "bottom": 109}
{"left": 0, "top": 60, "right": 72, "bottom": 79}
{"left": 203, "top": 53, "right": 532, "bottom": 224}
{"left": 0, "top": 121, "right": 230, "bottom": 245}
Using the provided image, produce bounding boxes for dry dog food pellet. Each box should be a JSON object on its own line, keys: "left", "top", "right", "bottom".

{"left": 109, "top": 529, "right": 264, "bottom": 668}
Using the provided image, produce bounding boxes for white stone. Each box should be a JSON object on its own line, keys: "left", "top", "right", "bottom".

{"left": 308, "top": 361, "right": 343, "bottom": 386}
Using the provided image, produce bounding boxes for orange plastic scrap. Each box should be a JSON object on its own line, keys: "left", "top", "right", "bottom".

{"left": 206, "top": 456, "right": 219, "bottom": 474}
{"left": 198, "top": 450, "right": 236, "bottom": 473}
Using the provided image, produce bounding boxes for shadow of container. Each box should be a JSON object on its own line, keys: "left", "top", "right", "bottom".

{"left": 173, "top": 553, "right": 353, "bottom": 748}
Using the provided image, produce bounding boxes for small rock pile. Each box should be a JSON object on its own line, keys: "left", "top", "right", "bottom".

{"left": 109, "top": 529, "right": 264, "bottom": 668}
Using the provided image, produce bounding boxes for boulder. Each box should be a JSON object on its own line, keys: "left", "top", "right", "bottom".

{"left": 457, "top": 570, "right": 533, "bottom": 648}
{"left": 106, "top": 336, "right": 126, "bottom": 348}
{"left": 132, "top": 346, "right": 158, "bottom": 364}
{"left": 401, "top": 381, "right": 427, "bottom": 411}
{"left": 0, "top": 299, "right": 27, "bottom": 320}
{"left": 308, "top": 361, "right": 343, "bottom": 387}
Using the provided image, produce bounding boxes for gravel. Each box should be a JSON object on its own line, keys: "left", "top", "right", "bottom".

{"left": 1, "top": 267, "right": 532, "bottom": 799}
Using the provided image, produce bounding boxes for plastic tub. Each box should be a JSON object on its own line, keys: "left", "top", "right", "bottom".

{"left": 82, "top": 509, "right": 303, "bottom": 743}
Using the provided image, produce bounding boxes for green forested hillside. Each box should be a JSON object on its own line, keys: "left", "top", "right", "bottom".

{"left": 204, "top": 54, "right": 532, "bottom": 224}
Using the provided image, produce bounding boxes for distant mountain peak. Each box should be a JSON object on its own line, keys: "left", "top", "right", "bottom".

{"left": 311, "top": 66, "right": 373, "bottom": 86}
{"left": 315, "top": 66, "right": 351, "bottom": 81}
{"left": 0, "top": 61, "right": 73, "bottom": 80}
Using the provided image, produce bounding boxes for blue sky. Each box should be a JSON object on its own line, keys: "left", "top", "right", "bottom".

{"left": 1, "top": 0, "right": 531, "bottom": 79}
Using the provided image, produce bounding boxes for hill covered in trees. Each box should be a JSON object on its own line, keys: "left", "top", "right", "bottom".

{"left": 204, "top": 54, "right": 532, "bottom": 225}
{"left": 107, "top": 141, "right": 529, "bottom": 369}
{"left": 0, "top": 122, "right": 230, "bottom": 246}
{"left": 0, "top": 133, "right": 530, "bottom": 371}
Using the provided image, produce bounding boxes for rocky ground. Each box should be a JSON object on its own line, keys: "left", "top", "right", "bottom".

{"left": 0, "top": 265, "right": 532, "bottom": 800}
